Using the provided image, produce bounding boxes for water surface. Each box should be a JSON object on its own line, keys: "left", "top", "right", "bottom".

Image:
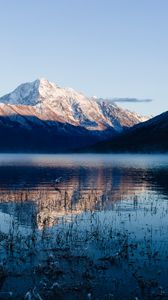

{"left": 0, "top": 154, "right": 168, "bottom": 299}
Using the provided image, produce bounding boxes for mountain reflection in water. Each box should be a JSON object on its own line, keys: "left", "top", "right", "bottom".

{"left": 0, "top": 154, "right": 168, "bottom": 300}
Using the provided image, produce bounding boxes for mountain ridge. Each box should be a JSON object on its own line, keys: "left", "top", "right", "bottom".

{"left": 0, "top": 78, "right": 151, "bottom": 152}
{"left": 88, "top": 110, "right": 168, "bottom": 153}
{"left": 0, "top": 78, "right": 148, "bottom": 132}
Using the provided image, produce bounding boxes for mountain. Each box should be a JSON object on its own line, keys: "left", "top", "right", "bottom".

{"left": 0, "top": 79, "right": 148, "bottom": 152}
{"left": 0, "top": 78, "right": 148, "bottom": 131}
{"left": 89, "top": 111, "right": 168, "bottom": 153}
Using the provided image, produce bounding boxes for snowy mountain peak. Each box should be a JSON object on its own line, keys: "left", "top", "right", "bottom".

{"left": 0, "top": 79, "right": 149, "bottom": 132}
{"left": 0, "top": 79, "right": 39, "bottom": 106}
{"left": 37, "top": 78, "right": 60, "bottom": 91}
{"left": 0, "top": 78, "right": 61, "bottom": 106}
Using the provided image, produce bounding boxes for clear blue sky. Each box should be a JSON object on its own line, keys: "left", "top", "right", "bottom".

{"left": 0, "top": 0, "right": 168, "bottom": 115}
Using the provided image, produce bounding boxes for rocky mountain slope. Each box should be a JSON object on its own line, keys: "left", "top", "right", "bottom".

{"left": 0, "top": 78, "right": 149, "bottom": 152}
{"left": 0, "top": 78, "right": 148, "bottom": 131}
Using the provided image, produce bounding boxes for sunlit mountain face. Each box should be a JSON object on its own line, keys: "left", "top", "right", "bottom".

{"left": 0, "top": 79, "right": 149, "bottom": 152}
{"left": 0, "top": 78, "right": 148, "bottom": 131}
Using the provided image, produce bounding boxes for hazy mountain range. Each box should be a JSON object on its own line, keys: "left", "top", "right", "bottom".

{"left": 0, "top": 78, "right": 150, "bottom": 152}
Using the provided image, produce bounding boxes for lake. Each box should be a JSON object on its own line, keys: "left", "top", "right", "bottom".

{"left": 0, "top": 154, "right": 168, "bottom": 299}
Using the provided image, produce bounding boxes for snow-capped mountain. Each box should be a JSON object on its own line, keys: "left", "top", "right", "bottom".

{"left": 0, "top": 78, "right": 150, "bottom": 152}
{"left": 0, "top": 78, "right": 148, "bottom": 132}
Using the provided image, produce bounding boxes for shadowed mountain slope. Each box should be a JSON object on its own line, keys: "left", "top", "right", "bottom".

{"left": 88, "top": 111, "right": 168, "bottom": 153}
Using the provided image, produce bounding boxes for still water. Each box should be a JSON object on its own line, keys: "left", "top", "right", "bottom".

{"left": 0, "top": 154, "right": 168, "bottom": 299}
